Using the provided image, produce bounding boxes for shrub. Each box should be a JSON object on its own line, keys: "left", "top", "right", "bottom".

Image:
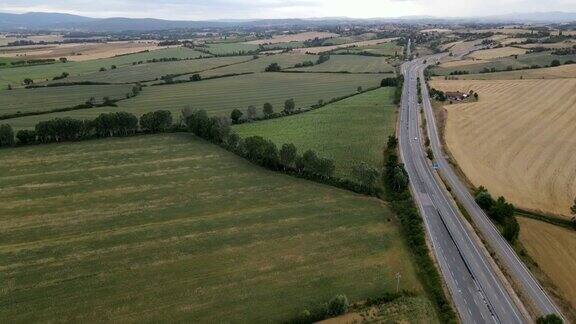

{"left": 230, "top": 109, "right": 243, "bottom": 124}
{"left": 16, "top": 129, "right": 37, "bottom": 144}
{"left": 326, "top": 295, "right": 348, "bottom": 316}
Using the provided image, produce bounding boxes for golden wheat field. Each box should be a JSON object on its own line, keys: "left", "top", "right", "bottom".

{"left": 430, "top": 78, "right": 576, "bottom": 217}
{"left": 467, "top": 47, "right": 527, "bottom": 60}
{"left": 518, "top": 217, "right": 576, "bottom": 309}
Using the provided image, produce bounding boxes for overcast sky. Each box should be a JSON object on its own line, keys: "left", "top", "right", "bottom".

{"left": 1, "top": 0, "right": 575, "bottom": 20}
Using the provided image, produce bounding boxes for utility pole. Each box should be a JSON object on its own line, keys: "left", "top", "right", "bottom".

{"left": 395, "top": 272, "right": 401, "bottom": 293}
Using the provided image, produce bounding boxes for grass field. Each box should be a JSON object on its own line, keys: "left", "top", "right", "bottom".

{"left": 292, "top": 38, "right": 397, "bottom": 54}
{"left": 467, "top": 46, "right": 528, "bottom": 60}
{"left": 0, "top": 133, "right": 425, "bottom": 322}
{"left": 518, "top": 217, "right": 576, "bottom": 309}
{"left": 430, "top": 78, "right": 576, "bottom": 217}
{"left": 290, "top": 55, "right": 396, "bottom": 73}
{"left": 6, "top": 73, "right": 384, "bottom": 130}
{"left": 0, "top": 84, "right": 134, "bottom": 116}
{"left": 51, "top": 56, "right": 251, "bottom": 84}
{"left": 233, "top": 87, "right": 397, "bottom": 179}
{"left": 203, "top": 43, "right": 260, "bottom": 55}
{"left": 0, "top": 47, "right": 205, "bottom": 89}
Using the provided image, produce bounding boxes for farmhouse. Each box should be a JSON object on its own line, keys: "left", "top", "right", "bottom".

{"left": 445, "top": 91, "right": 467, "bottom": 101}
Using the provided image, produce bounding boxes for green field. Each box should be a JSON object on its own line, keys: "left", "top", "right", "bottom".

{"left": 0, "top": 133, "right": 425, "bottom": 322}
{"left": 5, "top": 73, "right": 384, "bottom": 130}
{"left": 335, "top": 42, "right": 404, "bottom": 57}
{"left": 262, "top": 41, "right": 305, "bottom": 50}
{"left": 234, "top": 87, "right": 397, "bottom": 179}
{"left": 50, "top": 56, "right": 251, "bottom": 84}
{"left": 0, "top": 47, "right": 205, "bottom": 89}
{"left": 432, "top": 51, "right": 576, "bottom": 75}
{"left": 203, "top": 42, "right": 261, "bottom": 55}
{"left": 178, "top": 53, "right": 318, "bottom": 79}
{"left": 0, "top": 84, "right": 135, "bottom": 116}
{"left": 290, "top": 55, "right": 396, "bottom": 73}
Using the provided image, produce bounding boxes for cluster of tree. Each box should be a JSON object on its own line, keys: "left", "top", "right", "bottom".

{"left": 52, "top": 72, "right": 70, "bottom": 81}
{"left": 393, "top": 75, "right": 404, "bottom": 105}
{"left": 265, "top": 62, "right": 281, "bottom": 72}
{"left": 9, "top": 58, "right": 56, "bottom": 66}
{"left": 381, "top": 135, "right": 456, "bottom": 323}
{"left": 429, "top": 88, "right": 447, "bottom": 101}
{"left": 474, "top": 186, "right": 520, "bottom": 243}
{"left": 303, "top": 37, "right": 326, "bottom": 47}
{"left": 0, "top": 110, "right": 174, "bottom": 147}
{"left": 316, "top": 53, "right": 330, "bottom": 65}
{"left": 449, "top": 70, "right": 470, "bottom": 75}
{"left": 536, "top": 314, "right": 563, "bottom": 324}
{"left": 552, "top": 47, "right": 576, "bottom": 56}
{"left": 381, "top": 77, "right": 399, "bottom": 87}
{"left": 293, "top": 61, "right": 314, "bottom": 68}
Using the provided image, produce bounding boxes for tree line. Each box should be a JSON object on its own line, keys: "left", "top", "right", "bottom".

{"left": 0, "top": 110, "right": 174, "bottom": 147}
{"left": 474, "top": 186, "right": 520, "bottom": 243}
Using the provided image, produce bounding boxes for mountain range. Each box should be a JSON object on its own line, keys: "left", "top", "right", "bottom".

{"left": 1, "top": 11, "right": 575, "bottom": 32}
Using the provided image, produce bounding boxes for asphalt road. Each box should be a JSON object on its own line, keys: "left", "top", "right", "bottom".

{"left": 398, "top": 43, "right": 527, "bottom": 324}
{"left": 416, "top": 51, "right": 565, "bottom": 320}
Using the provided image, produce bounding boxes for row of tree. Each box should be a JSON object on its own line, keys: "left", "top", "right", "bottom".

{"left": 474, "top": 186, "right": 520, "bottom": 243}
{"left": 0, "top": 110, "right": 174, "bottom": 147}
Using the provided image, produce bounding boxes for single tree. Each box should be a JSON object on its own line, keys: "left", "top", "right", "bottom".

{"left": 263, "top": 102, "right": 274, "bottom": 116}
{"left": 0, "top": 124, "right": 15, "bottom": 147}
{"left": 190, "top": 74, "right": 202, "bottom": 82}
{"left": 230, "top": 109, "right": 243, "bottom": 124}
{"left": 279, "top": 143, "right": 297, "bottom": 168}
{"left": 22, "top": 78, "right": 33, "bottom": 85}
{"left": 246, "top": 106, "right": 257, "bottom": 120}
{"left": 284, "top": 99, "right": 295, "bottom": 114}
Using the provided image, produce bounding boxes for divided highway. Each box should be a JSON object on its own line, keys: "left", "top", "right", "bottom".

{"left": 416, "top": 54, "right": 565, "bottom": 319}
{"left": 398, "top": 43, "right": 527, "bottom": 323}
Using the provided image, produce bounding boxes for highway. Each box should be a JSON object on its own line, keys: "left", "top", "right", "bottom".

{"left": 416, "top": 49, "right": 565, "bottom": 320}
{"left": 398, "top": 41, "right": 527, "bottom": 323}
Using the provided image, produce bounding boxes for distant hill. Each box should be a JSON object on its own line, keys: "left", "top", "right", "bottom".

{"left": 0, "top": 11, "right": 575, "bottom": 32}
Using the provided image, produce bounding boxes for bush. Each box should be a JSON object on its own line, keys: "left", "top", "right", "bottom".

{"left": 140, "top": 110, "right": 173, "bottom": 133}
{"left": 551, "top": 59, "right": 561, "bottom": 67}
{"left": 16, "top": 129, "right": 37, "bottom": 144}
{"left": 265, "top": 63, "right": 281, "bottom": 72}
{"left": 326, "top": 295, "right": 348, "bottom": 316}
{"left": 230, "top": 109, "right": 243, "bottom": 124}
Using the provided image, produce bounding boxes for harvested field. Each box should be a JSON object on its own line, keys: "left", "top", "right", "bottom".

{"left": 438, "top": 58, "right": 490, "bottom": 68}
{"left": 6, "top": 73, "right": 384, "bottom": 129}
{"left": 0, "top": 41, "right": 166, "bottom": 61}
{"left": 519, "top": 41, "right": 576, "bottom": 49}
{"left": 434, "top": 64, "right": 576, "bottom": 80}
{"left": 518, "top": 217, "right": 576, "bottom": 309}
{"left": 430, "top": 78, "right": 576, "bottom": 217}
{"left": 291, "top": 38, "right": 397, "bottom": 54}
{"left": 467, "top": 47, "right": 527, "bottom": 60}
{"left": 0, "top": 84, "right": 134, "bottom": 117}
{"left": 50, "top": 56, "right": 251, "bottom": 84}
{"left": 290, "top": 55, "right": 395, "bottom": 73}
{"left": 246, "top": 32, "right": 339, "bottom": 45}
{"left": 500, "top": 38, "right": 527, "bottom": 45}
{"left": 420, "top": 28, "right": 452, "bottom": 33}
{"left": 233, "top": 88, "right": 397, "bottom": 179}
{"left": 0, "top": 133, "right": 424, "bottom": 322}
{"left": 0, "top": 47, "right": 205, "bottom": 89}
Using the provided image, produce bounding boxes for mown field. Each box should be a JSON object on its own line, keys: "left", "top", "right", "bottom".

{"left": 334, "top": 42, "right": 404, "bottom": 57}
{"left": 290, "top": 55, "right": 396, "bottom": 74}
{"left": 433, "top": 51, "right": 576, "bottom": 75}
{"left": 0, "top": 84, "right": 135, "bottom": 116}
{"left": 233, "top": 87, "right": 397, "bottom": 179}
{"left": 430, "top": 78, "right": 576, "bottom": 217}
{"left": 432, "top": 63, "right": 576, "bottom": 80}
{"left": 518, "top": 217, "right": 576, "bottom": 310}
{"left": 5, "top": 73, "right": 385, "bottom": 130}
{"left": 50, "top": 56, "right": 251, "bottom": 84}
{"left": 177, "top": 53, "right": 318, "bottom": 79}
{"left": 203, "top": 42, "right": 260, "bottom": 55}
{"left": 0, "top": 133, "right": 425, "bottom": 322}
{"left": 467, "top": 46, "right": 528, "bottom": 60}
{"left": 0, "top": 47, "right": 205, "bottom": 89}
